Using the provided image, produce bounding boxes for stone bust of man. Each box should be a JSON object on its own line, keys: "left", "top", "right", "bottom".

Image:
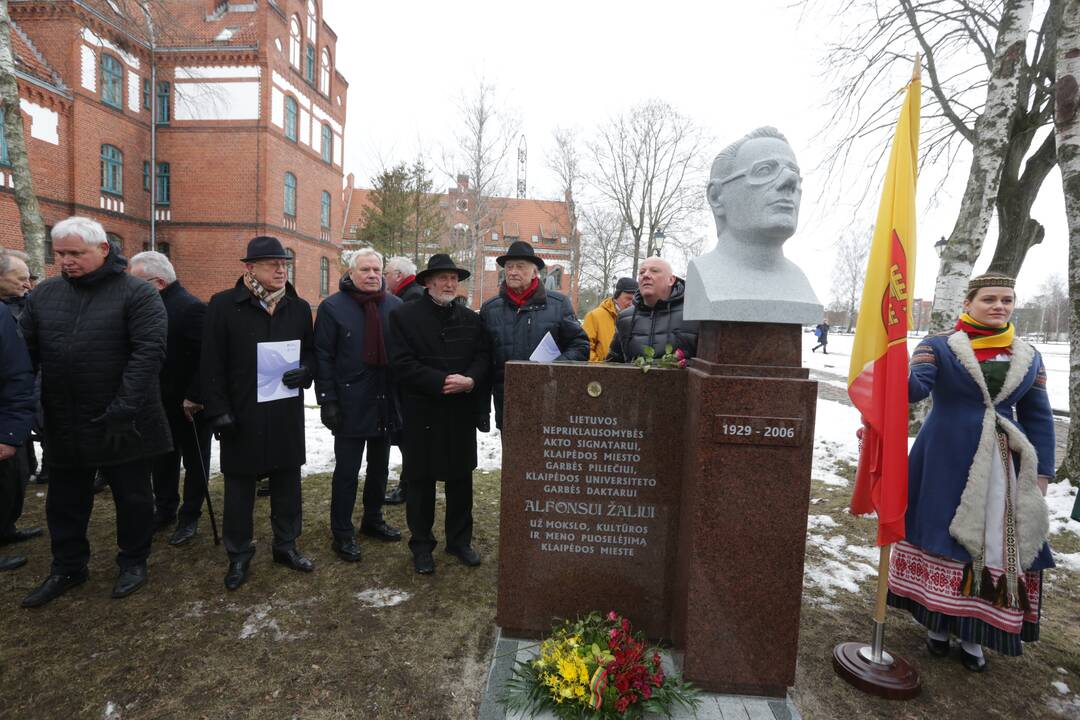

{"left": 683, "top": 126, "right": 822, "bottom": 324}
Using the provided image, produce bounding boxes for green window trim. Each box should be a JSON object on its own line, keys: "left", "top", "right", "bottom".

{"left": 101, "top": 54, "right": 123, "bottom": 109}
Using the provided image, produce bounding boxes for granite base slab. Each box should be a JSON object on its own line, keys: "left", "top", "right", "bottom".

{"left": 478, "top": 631, "right": 802, "bottom": 720}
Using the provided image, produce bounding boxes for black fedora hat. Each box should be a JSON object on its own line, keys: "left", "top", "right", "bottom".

{"left": 496, "top": 240, "right": 545, "bottom": 269}
{"left": 416, "top": 253, "right": 471, "bottom": 284}
{"left": 242, "top": 235, "right": 290, "bottom": 262}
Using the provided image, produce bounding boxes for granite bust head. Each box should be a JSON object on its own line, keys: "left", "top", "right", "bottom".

{"left": 707, "top": 126, "right": 802, "bottom": 250}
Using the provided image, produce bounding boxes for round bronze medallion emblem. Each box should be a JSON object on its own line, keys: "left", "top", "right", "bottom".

{"left": 586, "top": 381, "right": 602, "bottom": 398}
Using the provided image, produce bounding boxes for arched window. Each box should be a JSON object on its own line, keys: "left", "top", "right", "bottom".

{"left": 284, "top": 96, "right": 298, "bottom": 141}
{"left": 284, "top": 172, "right": 297, "bottom": 217}
{"left": 543, "top": 266, "right": 563, "bottom": 291}
{"left": 0, "top": 109, "right": 8, "bottom": 165}
{"left": 286, "top": 248, "right": 296, "bottom": 285}
{"left": 100, "top": 144, "right": 123, "bottom": 194}
{"left": 101, "top": 54, "right": 123, "bottom": 109}
{"left": 320, "top": 256, "right": 329, "bottom": 296}
{"left": 320, "top": 190, "right": 331, "bottom": 229}
{"left": 306, "top": 0, "right": 318, "bottom": 39}
{"left": 320, "top": 48, "right": 331, "bottom": 94}
{"left": 289, "top": 16, "right": 301, "bottom": 68}
{"left": 320, "top": 123, "right": 332, "bottom": 163}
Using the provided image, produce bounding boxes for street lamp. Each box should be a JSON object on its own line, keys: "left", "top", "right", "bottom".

{"left": 653, "top": 228, "right": 666, "bottom": 256}
{"left": 934, "top": 235, "right": 947, "bottom": 257}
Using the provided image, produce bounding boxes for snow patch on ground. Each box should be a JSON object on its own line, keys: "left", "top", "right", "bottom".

{"left": 1048, "top": 480, "right": 1080, "bottom": 539}
{"left": 355, "top": 588, "right": 411, "bottom": 608}
{"left": 811, "top": 400, "right": 862, "bottom": 486}
{"left": 803, "top": 533, "right": 878, "bottom": 601}
{"left": 238, "top": 603, "right": 308, "bottom": 641}
{"left": 102, "top": 701, "right": 121, "bottom": 719}
{"left": 807, "top": 515, "right": 838, "bottom": 530}
{"left": 1053, "top": 681, "right": 1071, "bottom": 695}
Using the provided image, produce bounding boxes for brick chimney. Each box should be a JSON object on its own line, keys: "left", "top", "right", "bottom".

{"left": 456, "top": 174, "right": 470, "bottom": 192}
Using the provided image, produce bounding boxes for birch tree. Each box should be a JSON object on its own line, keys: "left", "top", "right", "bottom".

{"left": 578, "top": 207, "right": 631, "bottom": 299}
{"left": 831, "top": 227, "right": 871, "bottom": 332}
{"left": 0, "top": 0, "right": 45, "bottom": 277}
{"left": 587, "top": 100, "right": 708, "bottom": 277}
{"left": 1054, "top": 0, "right": 1080, "bottom": 483}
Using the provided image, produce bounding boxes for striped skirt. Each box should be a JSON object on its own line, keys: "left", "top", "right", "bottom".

{"left": 886, "top": 540, "right": 1042, "bottom": 656}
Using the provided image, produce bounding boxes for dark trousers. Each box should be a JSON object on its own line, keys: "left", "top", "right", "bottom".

{"left": 0, "top": 447, "right": 30, "bottom": 535}
{"left": 46, "top": 458, "right": 154, "bottom": 574}
{"left": 406, "top": 470, "right": 473, "bottom": 556}
{"left": 151, "top": 414, "right": 212, "bottom": 523}
{"left": 330, "top": 435, "right": 389, "bottom": 539}
{"left": 223, "top": 467, "right": 302, "bottom": 562}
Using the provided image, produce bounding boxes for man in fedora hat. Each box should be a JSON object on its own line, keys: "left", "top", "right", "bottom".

{"left": 201, "top": 236, "right": 316, "bottom": 590}
{"left": 314, "top": 247, "right": 403, "bottom": 563}
{"left": 479, "top": 240, "right": 588, "bottom": 429}
{"left": 387, "top": 254, "right": 490, "bottom": 574}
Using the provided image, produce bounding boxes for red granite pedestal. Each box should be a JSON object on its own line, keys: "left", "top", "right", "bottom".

{"left": 670, "top": 322, "right": 817, "bottom": 697}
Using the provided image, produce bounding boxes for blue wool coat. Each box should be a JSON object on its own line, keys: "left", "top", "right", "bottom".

{"left": 907, "top": 332, "right": 1055, "bottom": 571}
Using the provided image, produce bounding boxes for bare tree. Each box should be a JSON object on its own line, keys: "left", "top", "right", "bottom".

{"left": 830, "top": 227, "right": 871, "bottom": 332}
{"left": 1055, "top": 0, "right": 1080, "bottom": 483}
{"left": 0, "top": 0, "right": 45, "bottom": 276}
{"left": 809, "top": 0, "right": 1043, "bottom": 332}
{"left": 446, "top": 80, "right": 519, "bottom": 305}
{"left": 578, "top": 206, "right": 631, "bottom": 299}
{"left": 547, "top": 126, "right": 583, "bottom": 299}
{"left": 586, "top": 100, "right": 708, "bottom": 276}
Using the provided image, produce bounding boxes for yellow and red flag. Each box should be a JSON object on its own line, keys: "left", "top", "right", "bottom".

{"left": 847, "top": 75, "right": 921, "bottom": 547}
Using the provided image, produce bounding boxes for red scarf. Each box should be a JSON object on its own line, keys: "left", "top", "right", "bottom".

{"left": 955, "top": 316, "right": 1012, "bottom": 362}
{"left": 504, "top": 277, "right": 539, "bottom": 307}
{"left": 393, "top": 275, "right": 416, "bottom": 297}
{"left": 345, "top": 283, "right": 388, "bottom": 366}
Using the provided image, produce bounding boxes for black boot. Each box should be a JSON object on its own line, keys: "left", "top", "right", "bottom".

{"left": 112, "top": 564, "right": 147, "bottom": 598}
{"left": 22, "top": 570, "right": 89, "bottom": 608}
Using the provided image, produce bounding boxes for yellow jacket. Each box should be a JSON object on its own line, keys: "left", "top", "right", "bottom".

{"left": 582, "top": 297, "right": 618, "bottom": 362}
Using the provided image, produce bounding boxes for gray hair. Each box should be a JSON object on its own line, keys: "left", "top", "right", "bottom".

{"left": 0, "top": 248, "right": 28, "bottom": 275}
{"left": 385, "top": 255, "right": 416, "bottom": 276}
{"left": 708, "top": 126, "right": 790, "bottom": 183}
{"left": 130, "top": 250, "right": 177, "bottom": 284}
{"left": 350, "top": 246, "right": 384, "bottom": 269}
{"left": 52, "top": 216, "right": 108, "bottom": 247}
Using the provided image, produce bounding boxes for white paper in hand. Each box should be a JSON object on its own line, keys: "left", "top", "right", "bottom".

{"left": 529, "top": 332, "right": 561, "bottom": 362}
{"left": 257, "top": 340, "right": 301, "bottom": 403}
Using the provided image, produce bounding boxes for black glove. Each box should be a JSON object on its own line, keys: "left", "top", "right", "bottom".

{"left": 320, "top": 402, "right": 339, "bottom": 432}
{"left": 209, "top": 413, "right": 236, "bottom": 440}
{"left": 92, "top": 413, "right": 141, "bottom": 454}
{"left": 282, "top": 366, "right": 312, "bottom": 390}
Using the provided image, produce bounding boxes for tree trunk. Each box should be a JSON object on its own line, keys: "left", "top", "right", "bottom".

{"left": 987, "top": 131, "right": 1056, "bottom": 277}
{"left": 928, "top": 0, "right": 1035, "bottom": 332}
{"left": 0, "top": 0, "right": 45, "bottom": 277}
{"left": 1055, "top": 0, "right": 1080, "bottom": 484}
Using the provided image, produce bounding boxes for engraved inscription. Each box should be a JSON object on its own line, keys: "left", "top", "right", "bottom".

{"left": 714, "top": 415, "right": 803, "bottom": 447}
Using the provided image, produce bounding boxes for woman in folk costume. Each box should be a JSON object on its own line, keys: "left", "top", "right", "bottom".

{"left": 887, "top": 273, "right": 1055, "bottom": 673}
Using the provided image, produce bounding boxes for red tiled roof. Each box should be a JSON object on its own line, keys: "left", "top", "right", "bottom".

{"left": 152, "top": 2, "right": 260, "bottom": 47}
{"left": 10, "top": 20, "right": 66, "bottom": 92}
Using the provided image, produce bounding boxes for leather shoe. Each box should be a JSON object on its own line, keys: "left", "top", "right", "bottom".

{"left": 0, "top": 526, "right": 43, "bottom": 544}
{"left": 926, "top": 636, "right": 950, "bottom": 657}
{"left": 332, "top": 537, "right": 362, "bottom": 562}
{"left": 0, "top": 555, "right": 26, "bottom": 571}
{"left": 272, "top": 547, "right": 315, "bottom": 572}
{"left": 360, "top": 520, "right": 402, "bottom": 542}
{"left": 414, "top": 552, "right": 434, "bottom": 575}
{"left": 112, "top": 564, "right": 147, "bottom": 599}
{"left": 446, "top": 545, "right": 481, "bottom": 566}
{"left": 224, "top": 559, "right": 250, "bottom": 590}
{"left": 22, "top": 570, "right": 89, "bottom": 608}
{"left": 383, "top": 485, "right": 406, "bottom": 505}
{"left": 960, "top": 647, "right": 988, "bottom": 673}
{"left": 168, "top": 522, "right": 198, "bottom": 547}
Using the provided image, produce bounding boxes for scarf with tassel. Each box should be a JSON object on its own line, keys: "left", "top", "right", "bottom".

{"left": 344, "top": 281, "right": 388, "bottom": 367}
{"left": 955, "top": 313, "right": 1015, "bottom": 361}
{"left": 244, "top": 272, "right": 287, "bottom": 315}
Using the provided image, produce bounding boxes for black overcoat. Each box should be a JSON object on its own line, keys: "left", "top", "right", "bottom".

{"left": 201, "top": 279, "right": 315, "bottom": 475}
{"left": 396, "top": 279, "right": 425, "bottom": 303}
{"left": 19, "top": 250, "right": 171, "bottom": 467}
{"left": 387, "top": 295, "right": 489, "bottom": 478}
{"left": 314, "top": 275, "right": 403, "bottom": 438}
{"left": 159, "top": 280, "right": 207, "bottom": 421}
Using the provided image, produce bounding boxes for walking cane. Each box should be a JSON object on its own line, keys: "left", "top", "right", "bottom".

{"left": 190, "top": 423, "right": 221, "bottom": 546}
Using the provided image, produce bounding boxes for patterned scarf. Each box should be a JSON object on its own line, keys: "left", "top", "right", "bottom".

{"left": 244, "top": 272, "right": 287, "bottom": 315}
{"left": 955, "top": 312, "right": 1014, "bottom": 362}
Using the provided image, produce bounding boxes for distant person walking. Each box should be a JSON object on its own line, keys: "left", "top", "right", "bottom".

{"left": 887, "top": 274, "right": 1055, "bottom": 673}
{"left": 811, "top": 321, "right": 829, "bottom": 353}
{"left": 582, "top": 277, "right": 636, "bottom": 363}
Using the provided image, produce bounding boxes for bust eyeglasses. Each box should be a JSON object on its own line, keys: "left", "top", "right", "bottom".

{"left": 718, "top": 158, "right": 802, "bottom": 187}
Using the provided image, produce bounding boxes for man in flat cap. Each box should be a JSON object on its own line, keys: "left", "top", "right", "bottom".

{"left": 201, "top": 236, "right": 316, "bottom": 590}
{"left": 387, "top": 254, "right": 490, "bottom": 575}
{"left": 479, "top": 240, "right": 588, "bottom": 429}
{"left": 583, "top": 276, "right": 637, "bottom": 363}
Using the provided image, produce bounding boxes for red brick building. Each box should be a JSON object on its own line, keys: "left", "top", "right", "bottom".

{"left": 0, "top": 0, "right": 348, "bottom": 304}
{"left": 343, "top": 175, "right": 581, "bottom": 312}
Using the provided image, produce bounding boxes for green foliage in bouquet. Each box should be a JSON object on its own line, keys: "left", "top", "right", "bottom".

{"left": 501, "top": 612, "right": 699, "bottom": 719}
{"left": 632, "top": 344, "right": 688, "bottom": 374}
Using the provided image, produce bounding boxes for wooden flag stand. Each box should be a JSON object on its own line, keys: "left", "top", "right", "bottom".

{"left": 832, "top": 544, "right": 921, "bottom": 699}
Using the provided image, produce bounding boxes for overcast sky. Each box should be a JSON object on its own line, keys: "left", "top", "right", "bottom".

{"left": 321, "top": 0, "right": 1067, "bottom": 305}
